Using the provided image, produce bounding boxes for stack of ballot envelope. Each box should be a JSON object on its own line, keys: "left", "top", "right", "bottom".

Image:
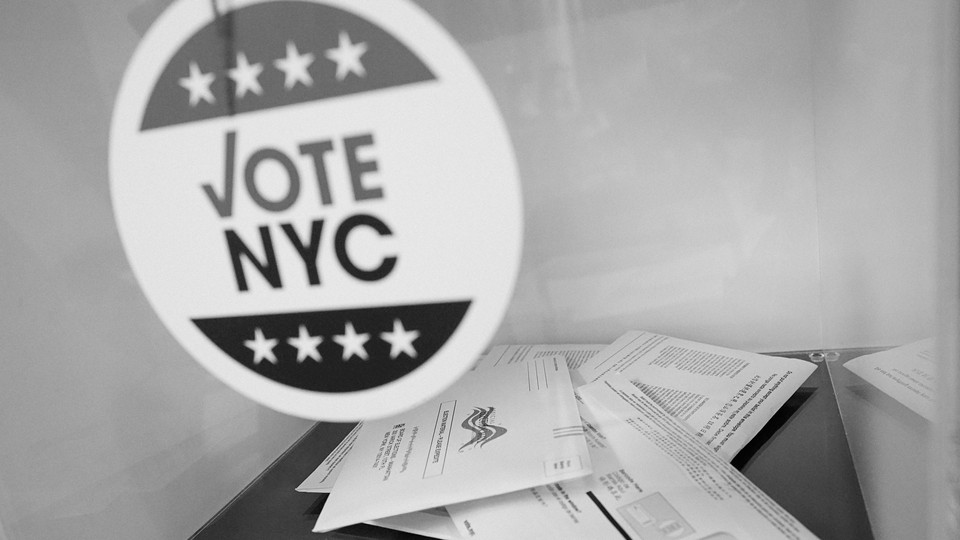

{"left": 298, "top": 331, "right": 821, "bottom": 539}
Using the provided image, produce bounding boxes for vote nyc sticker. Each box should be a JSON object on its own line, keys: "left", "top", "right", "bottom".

{"left": 110, "top": 0, "right": 522, "bottom": 420}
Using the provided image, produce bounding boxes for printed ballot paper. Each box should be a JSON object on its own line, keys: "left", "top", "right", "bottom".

{"left": 844, "top": 338, "right": 936, "bottom": 420}
{"left": 448, "top": 374, "right": 819, "bottom": 540}
{"left": 312, "top": 356, "right": 592, "bottom": 532}
{"left": 577, "top": 331, "right": 816, "bottom": 460}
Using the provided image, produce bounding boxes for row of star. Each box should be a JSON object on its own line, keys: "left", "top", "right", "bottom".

{"left": 243, "top": 319, "right": 420, "bottom": 364}
{"left": 178, "top": 31, "right": 368, "bottom": 106}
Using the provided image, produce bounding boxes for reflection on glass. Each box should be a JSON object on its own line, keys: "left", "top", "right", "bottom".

{"left": 829, "top": 343, "right": 935, "bottom": 540}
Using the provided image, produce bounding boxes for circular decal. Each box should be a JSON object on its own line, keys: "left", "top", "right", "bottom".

{"left": 110, "top": 0, "right": 522, "bottom": 420}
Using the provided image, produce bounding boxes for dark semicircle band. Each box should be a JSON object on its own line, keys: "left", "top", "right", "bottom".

{"left": 192, "top": 300, "right": 471, "bottom": 392}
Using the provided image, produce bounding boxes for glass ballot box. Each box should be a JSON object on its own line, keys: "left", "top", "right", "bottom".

{"left": 0, "top": 1, "right": 956, "bottom": 539}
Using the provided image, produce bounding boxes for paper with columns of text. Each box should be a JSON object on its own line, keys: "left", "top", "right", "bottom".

{"left": 576, "top": 331, "right": 817, "bottom": 460}
{"left": 448, "top": 374, "right": 819, "bottom": 540}
{"left": 844, "top": 338, "right": 936, "bottom": 420}
{"left": 313, "top": 356, "right": 592, "bottom": 532}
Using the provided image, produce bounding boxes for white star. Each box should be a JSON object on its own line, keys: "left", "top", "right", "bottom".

{"left": 380, "top": 319, "right": 420, "bottom": 359}
{"left": 325, "top": 31, "right": 368, "bottom": 81}
{"left": 178, "top": 61, "right": 216, "bottom": 106}
{"left": 274, "top": 41, "right": 315, "bottom": 89}
{"left": 228, "top": 52, "right": 264, "bottom": 98}
{"left": 287, "top": 324, "right": 323, "bottom": 362}
{"left": 333, "top": 321, "right": 370, "bottom": 361}
{"left": 244, "top": 328, "right": 277, "bottom": 365}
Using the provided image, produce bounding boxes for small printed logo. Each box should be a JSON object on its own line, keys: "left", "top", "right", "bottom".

{"left": 544, "top": 456, "right": 583, "bottom": 477}
{"left": 458, "top": 406, "right": 507, "bottom": 451}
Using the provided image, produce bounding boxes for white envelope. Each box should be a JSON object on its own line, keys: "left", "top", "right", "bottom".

{"left": 313, "top": 356, "right": 592, "bottom": 532}
{"left": 368, "top": 507, "right": 463, "bottom": 540}
{"left": 475, "top": 344, "right": 606, "bottom": 371}
{"left": 449, "top": 373, "right": 819, "bottom": 540}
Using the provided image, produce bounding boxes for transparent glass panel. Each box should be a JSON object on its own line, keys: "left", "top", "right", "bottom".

{"left": 445, "top": 0, "right": 825, "bottom": 352}
{"left": 0, "top": 0, "right": 956, "bottom": 538}
{"left": 817, "top": 2, "right": 956, "bottom": 540}
{"left": 0, "top": 2, "right": 313, "bottom": 539}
